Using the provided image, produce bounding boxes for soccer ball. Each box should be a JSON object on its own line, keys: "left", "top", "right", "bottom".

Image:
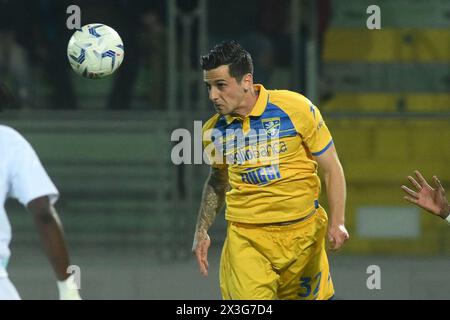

{"left": 67, "top": 23, "right": 124, "bottom": 79}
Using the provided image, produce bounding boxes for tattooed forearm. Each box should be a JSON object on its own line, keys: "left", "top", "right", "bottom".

{"left": 194, "top": 167, "right": 229, "bottom": 241}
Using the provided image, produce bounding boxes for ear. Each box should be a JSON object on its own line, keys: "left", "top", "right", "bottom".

{"left": 242, "top": 73, "right": 253, "bottom": 91}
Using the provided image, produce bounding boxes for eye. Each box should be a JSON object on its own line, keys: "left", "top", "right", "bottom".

{"left": 205, "top": 83, "right": 211, "bottom": 91}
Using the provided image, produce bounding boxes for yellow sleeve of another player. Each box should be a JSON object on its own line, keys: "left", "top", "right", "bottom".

{"left": 288, "top": 96, "right": 333, "bottom": 156}
{"left": 202, "top": 115, "right": 227, "bottom": 169}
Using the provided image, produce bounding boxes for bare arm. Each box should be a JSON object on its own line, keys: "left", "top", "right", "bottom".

{"left": 28, "top": 196, "right": 81, "bottom": 299}
{"left": 192, "top": 166, "right": 229, "bottom": 276}
{"left": 27, "top": 196, "right": 71, "bottom": 281}
{"left": 314, "top": 144, "right": 349, "bottom": 251}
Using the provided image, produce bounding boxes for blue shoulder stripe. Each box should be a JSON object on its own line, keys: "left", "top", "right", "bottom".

{"left": 311, "top": 139, "right": 334, "bottom": 156}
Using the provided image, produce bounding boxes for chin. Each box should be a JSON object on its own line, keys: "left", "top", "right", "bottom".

{"left": 216, "top": 108, "right": 228, "bottom": 115}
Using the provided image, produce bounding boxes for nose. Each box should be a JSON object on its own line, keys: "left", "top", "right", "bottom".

{"left": 209, "top": 86, "right": 219, "bottom": 102}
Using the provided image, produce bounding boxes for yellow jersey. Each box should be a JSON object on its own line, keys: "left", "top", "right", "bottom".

{"left": 202, "top": 84, "right": 333, "bottom": 224}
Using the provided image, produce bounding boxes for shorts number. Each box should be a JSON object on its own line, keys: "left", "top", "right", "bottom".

{"left": 298, "top": 277, "right": 311, "bottom": 297}
{"left": 313, "top": 271, "right": 322, "bottom": 296}
{"left": 298, "top": 271, "right": 322, "bottom": 298}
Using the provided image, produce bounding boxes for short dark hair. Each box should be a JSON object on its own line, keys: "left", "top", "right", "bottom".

{"left": 200, "top": 40, "right": 253, "bottom": 81}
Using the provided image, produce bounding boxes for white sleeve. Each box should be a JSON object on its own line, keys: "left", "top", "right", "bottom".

{"left": 8, "top": 134, "right": 59, "bottom": 207}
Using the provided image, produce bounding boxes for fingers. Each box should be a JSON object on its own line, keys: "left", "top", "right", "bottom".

{"left": 200, "top": 261, "right": 209, "bottom": 277}
{"left": 329, "top": 238, "right": 342, "bottom": 251}
{"left": 414, "top": 170, "right": 429, "bottom": 188}
{"left": 336, "top": 232, "right": 349, "bottom": 250}
{"left": 433, "top": 176, "right": 445, "bottom": 193}
{"left": 407, "top": 176, "right": 422, "bottom": 191}
{"left": 202, "top": 243, "right": 209, "bottom": 269}
{"left": 327, "top": 234, "right": 336, "bottom": 250}
{"left": 195, "top": 241, "right": 210, "bottom": 277}
{"left": 403, "top": 195, "right": 418, "bottom": 205}
{"left": 343, "top": 230, "right": 350, "bottom": 241}
{"left": 196, "top": 253, "right": 208, "bottom": 276}
{"left": 401, "top": 185, "right": 418, "bottom": 198}
{"left": 195, "top": 251, "right": 205, "bottom": 275}
{"left": 330, "top": 238, "right": 340, "bottom": 251}
{"left": 328, "top": 230, "right": 349, "bottom": 251}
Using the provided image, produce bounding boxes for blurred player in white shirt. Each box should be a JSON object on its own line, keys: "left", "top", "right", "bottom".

{"left": 0, "top": 86, "right": 81, "bottom": 299}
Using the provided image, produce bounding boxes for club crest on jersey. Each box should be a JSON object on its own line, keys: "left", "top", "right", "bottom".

{"left": 262, "top": 118, "right": 280, "bottom": 138}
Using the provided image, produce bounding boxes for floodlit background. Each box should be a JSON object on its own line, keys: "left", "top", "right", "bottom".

{"left": 1, "top": 0, "right": 449, "bottom": 299}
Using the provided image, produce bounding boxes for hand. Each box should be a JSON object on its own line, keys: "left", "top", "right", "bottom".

{"left": 327, "top": 224, "right": 349, "bottom": 251}
{"left": 401, "top": 170, "right": 450, "bottom": 219}
{"left": 192, "top": 233, "right": 211, "bottom": 277}
{"left": 57, "top": 274, "right": 82, "bottom": 300}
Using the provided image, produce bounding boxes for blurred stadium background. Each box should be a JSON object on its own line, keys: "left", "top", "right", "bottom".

{"left": 0, "top": 0, "right": 449, "bottom": 299}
